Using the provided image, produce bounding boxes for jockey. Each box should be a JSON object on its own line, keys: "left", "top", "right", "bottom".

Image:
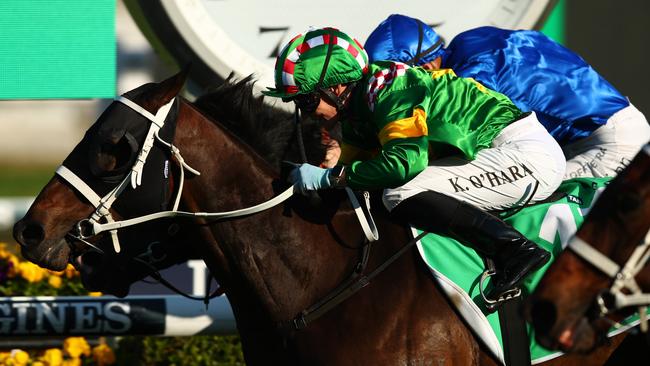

{"left": 262, "top": 27, "right": 566, "bottom": 300}
{"left": 365, "top": 14, "right": 650, "bottom": 179}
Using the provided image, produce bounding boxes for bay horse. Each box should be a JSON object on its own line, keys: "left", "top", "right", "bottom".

{"left": 528, "top": 144, "right": 650, "bottom": 354}
{"left": 13, "top": 71, "right": 626, "bottom": 365}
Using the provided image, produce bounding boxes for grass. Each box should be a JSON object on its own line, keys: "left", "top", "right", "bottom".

{"left": 0, "top": 165, "right": 57, "bottom": 197}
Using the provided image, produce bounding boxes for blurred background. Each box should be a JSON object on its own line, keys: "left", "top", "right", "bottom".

{"left": 2, "top": 0, "right": 650, "bottom": 203}
{"left": 0, "top": 0, "right": 648, "bottom": 364}
{"left": 0, "top": 1, "right": 170, "bottom": 239}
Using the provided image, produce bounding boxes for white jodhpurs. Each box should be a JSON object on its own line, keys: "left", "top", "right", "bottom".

{"left": 562, "top": 103, "right": 650, "bottom": 179}
{"left": 383, "top": 112, "right": 567, "bottom": 212}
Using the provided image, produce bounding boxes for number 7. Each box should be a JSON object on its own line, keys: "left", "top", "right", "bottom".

{"left": 259, "top": 26, "right": 290, "bottom": 59}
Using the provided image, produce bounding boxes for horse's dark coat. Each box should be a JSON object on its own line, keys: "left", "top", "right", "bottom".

{"left": 13, "top": 72, "right": 629, "bottom": 365}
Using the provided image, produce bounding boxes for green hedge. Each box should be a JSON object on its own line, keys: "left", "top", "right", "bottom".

{"left": 116, "top": 335, "right": 244, "bottom": 366}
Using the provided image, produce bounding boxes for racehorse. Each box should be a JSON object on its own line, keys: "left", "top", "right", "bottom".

{"left": 13, "top": 71, "right": 626, "bottom": 365}
{"left": 528, "top": 144, "right": 650, "bottom": 354}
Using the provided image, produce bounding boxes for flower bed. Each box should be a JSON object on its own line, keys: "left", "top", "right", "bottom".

{"left": 0, "top": 243, "right": 244, "bottom": 365}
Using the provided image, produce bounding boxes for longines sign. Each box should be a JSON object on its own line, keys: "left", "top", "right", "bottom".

{"left": 0, "top": 295, "right": 236, "bottom": 337}
{"left": 0, "top": 297, "right": 164, "bottom": 336}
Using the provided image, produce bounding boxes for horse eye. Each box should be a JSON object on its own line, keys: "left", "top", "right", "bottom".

{"left": 90, "top": 136, "right": 135, "bottom": 177}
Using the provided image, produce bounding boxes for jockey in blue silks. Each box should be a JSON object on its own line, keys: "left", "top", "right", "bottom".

{"left": 365, "top": 14, "right": 650, "bottom": 179}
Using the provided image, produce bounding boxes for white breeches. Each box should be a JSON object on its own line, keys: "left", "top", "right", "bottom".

{"left": 383, "top": 112, "right": 566, "bottom": 211}
{"left": 563, "top": 104, "right": 650, "bottom": 179}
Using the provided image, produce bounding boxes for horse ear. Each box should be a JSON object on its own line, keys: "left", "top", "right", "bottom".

{"left": 133, "top": 67, "right": 190, "bottom": 113}
{"left": 154, "top": 67, "right": 189, "bottom": 105}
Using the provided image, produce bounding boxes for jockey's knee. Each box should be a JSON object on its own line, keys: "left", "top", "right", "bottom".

{"left": 533, "top": 158, "right": 566, "bottom": 201}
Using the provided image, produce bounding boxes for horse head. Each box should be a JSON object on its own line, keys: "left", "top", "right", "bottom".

{"left": 528, "top": 145, "right": 650, "bottom": 353}
{"left": 13, "top": 71, "right": 192, "bottom": 297}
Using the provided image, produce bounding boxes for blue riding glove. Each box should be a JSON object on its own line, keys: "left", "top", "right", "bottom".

{"left": 289, "top": 164, "right": 332, "bottom": 194}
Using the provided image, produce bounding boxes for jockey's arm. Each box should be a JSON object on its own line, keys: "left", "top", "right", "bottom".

{"left": 340, "top": 103, "right": 431, "bottom": 190}
{"left": 338, "top": 142, "right": 376, "bottom": 165}
{"left": 345, "top": 136, "right": 429, "bottom": 190}
{"left": 320, "top": 129, "right": 341, "bottom": 168}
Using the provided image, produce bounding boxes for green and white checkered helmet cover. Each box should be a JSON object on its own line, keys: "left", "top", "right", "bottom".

{"left": 263, "top": 27, "right": 369, "bottom": 100}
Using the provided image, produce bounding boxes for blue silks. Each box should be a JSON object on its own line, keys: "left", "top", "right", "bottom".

{"left": 444, "top": 27, "right": 629, "bottom": 144}
{"left": 365, "top": 14, "right": 445, "bottom": 66}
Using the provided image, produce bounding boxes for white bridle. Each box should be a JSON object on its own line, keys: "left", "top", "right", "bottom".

{"left": 568, "top": 233, "right": 650, "bottom": 332}
{"left": 56, "top": 96, "right": 378, "bottom": 255}
{"left": 566, "top": 145, "right": 650, "bottom": 332}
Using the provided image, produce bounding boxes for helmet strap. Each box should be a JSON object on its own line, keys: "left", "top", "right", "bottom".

{"left": 293, "top": 38, "right": 335, "bottom": 165}
{"left": 303, "top": 30, "right": 358, "bottom": 116}
{"left": 319, "top": 81, "right": 357, "bottom": 114}
{"left": 407, "top": 21, "right": 444, "bottom": 66}
{"left": 317, "top": 37, "right": 336, "bottom": 87}
{"left": 314, "top": 31, "right": 356, "bottom": 112}
{"left": 411, "top": 21, "right": 425, "bottom": 66}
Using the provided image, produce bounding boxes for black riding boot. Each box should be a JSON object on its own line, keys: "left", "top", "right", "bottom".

{"left": 391, "top": 191, "right": 551, "bottom": 300}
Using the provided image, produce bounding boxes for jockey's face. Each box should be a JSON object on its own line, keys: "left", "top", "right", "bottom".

{"left": 421, "top": 56, "right": 443, "bottom": 71}
{"left": 313, "top": 84, "right": 348, "bottom": 130}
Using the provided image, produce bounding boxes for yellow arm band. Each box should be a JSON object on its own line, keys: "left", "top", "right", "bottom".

{"left": 377, "top": 108, "right": 428, "bottom": 146}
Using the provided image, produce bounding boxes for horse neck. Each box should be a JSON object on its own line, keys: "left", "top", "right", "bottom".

{"left": 170, "top": 101, "right": 359, "bottom": 321}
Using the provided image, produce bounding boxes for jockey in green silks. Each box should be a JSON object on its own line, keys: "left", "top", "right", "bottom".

{"left": 263, "top": 27, "right": 566, "bottom": 301}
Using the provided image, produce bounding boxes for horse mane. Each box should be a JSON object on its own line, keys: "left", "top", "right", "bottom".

{"left": 194, "top": 75, "right": 326, "bottom": 169}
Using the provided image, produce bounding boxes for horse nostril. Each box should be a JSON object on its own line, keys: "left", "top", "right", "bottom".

{"left": 13, "top": 220, "right": 45, "bottom": 247}
{"left": 531, "top": 299, "right": 558, "bottom": 336}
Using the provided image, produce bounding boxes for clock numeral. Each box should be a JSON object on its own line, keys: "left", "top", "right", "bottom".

{"left": 260, "top": 26, "right": 291, "bottom": 59}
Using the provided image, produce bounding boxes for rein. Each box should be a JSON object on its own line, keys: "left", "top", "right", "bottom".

{"left": 57, "top": 95, "right": 387, "bottom": 320}
{"left": 61, "top": 97, "right": 377, "bottom": 244}
{"left": 568, "top": 226, "right": 650, "bottom": 332}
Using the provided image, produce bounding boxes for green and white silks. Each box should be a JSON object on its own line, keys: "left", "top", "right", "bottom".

{"left": 416, "top": 177, "right": 642, "bottom": 364}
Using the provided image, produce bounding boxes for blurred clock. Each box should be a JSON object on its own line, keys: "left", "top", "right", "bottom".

{"left": 125, "top": 0, "right": 556, "bottom": 93}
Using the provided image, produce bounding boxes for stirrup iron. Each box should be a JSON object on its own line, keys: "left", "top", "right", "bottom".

{"left": 479, "top": 269, "right": 522, "bottom": 313}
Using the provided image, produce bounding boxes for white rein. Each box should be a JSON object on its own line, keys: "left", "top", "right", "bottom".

{"left": 56, "top": 96, "right": 378, "bottom": 254}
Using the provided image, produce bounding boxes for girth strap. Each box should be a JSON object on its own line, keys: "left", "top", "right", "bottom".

{"left": 499, "top": 296, "right": 531, "bottom": 366}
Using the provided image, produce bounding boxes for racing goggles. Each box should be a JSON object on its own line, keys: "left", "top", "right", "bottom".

{"left": 292, "top": 92, "right": 321, "bottom": 114}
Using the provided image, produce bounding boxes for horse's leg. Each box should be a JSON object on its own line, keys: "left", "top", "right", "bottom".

{"left": 539, "top": 333, "right": 626, "bottom": 366}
